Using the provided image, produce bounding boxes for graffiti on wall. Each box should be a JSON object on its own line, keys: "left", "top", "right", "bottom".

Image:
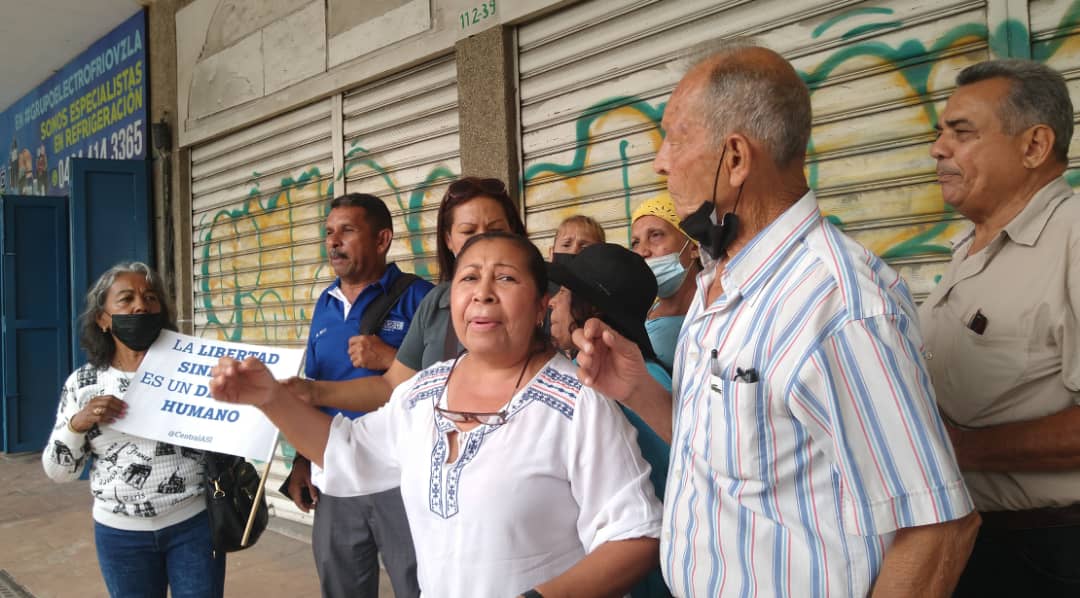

{"left": 195, "top": 140, "right": 457, "bottom": 476}
{"left": 196, "top": 166, "right": 331, "bottom": 343}
{"left": 522, "top": 1, "right": 1080, "bottom": 266}
{"left": 340, "top": 142, "right": 457, "bottom": 276}
{"left": 196, "top": 141, "right": 456, "bottom": 344}
{"left": 197, "top": 1, "right": 1080, "bottom": 345}
{"left": 191, "top": 0, "right": 1080, "bottom": 488}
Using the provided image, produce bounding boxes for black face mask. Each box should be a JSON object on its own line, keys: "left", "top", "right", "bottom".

{"left": 678, "top": 145, "right": 742, "bottom": 260}
{"left": 110, "top": 313, "right": 165, "bottom": 352}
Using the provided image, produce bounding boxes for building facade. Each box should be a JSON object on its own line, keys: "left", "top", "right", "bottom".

{"left": 170, "top": 0, "right": 1080, "bottom": 524}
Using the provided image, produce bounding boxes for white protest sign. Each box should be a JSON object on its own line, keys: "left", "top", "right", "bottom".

{"left": 111, "top": 330, "right": 304, "bottom": 461}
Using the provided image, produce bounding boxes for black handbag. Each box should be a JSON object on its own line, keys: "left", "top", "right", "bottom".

{"left": 204, "top": 452, "right": 269, "bottom": 552}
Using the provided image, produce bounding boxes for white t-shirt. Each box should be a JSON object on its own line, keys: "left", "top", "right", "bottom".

{"left": 322, "top": 353, "right": 662, "bottom": 597}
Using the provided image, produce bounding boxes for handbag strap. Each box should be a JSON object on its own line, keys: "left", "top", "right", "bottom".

{"left": 442, "top": 311, "right": 460, "bottom": 361}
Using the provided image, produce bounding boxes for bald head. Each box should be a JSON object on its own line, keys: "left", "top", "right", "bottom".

{"left": 680, "top": 42, "right": 811, "bottom": 168}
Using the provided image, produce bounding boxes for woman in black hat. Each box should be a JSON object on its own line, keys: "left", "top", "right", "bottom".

{"left": 547, "top": 242, "right": 674, "bottom": 598}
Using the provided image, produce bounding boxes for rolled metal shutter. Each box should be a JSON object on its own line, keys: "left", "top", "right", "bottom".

{"left": 191, "top": 99, "right": 335, "bottom": 347}
{"left": 518, "top": 0, "right": 996, "bottom": 299}
{"left": 342, "top": 55, "right": 461, "bottom": 281}
{"left": 1031, "top": 0, "right": 1080, "bottom": 187}
{"left": 191, "top": 99, "right": 334, "bottom": 525}
{"left": 188, "top": 55, "right": 459, "bottom": 526}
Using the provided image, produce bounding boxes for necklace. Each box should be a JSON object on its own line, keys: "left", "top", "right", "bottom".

{"left": 438, "top": 350, "right": 536, "bottom": 425}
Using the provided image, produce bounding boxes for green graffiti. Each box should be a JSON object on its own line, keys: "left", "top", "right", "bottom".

{"left": 839, "top": 22, "right": 905, "bottom": 40}
{"left": 878, "top": 196, "right": 959, "bottom": 259}
{"left": 990, "top": 19, "right": 1031, "bottom": 59}
{"left": 202, "top": 1, "right": 1080, "bottom": 342}
{"left": 281, "top": 441, "right": 296, "bottom": 460}
{"left": 522, "top": 96, "right": 665, "bottom": 231}
{"left": 199, "top": 166, "right": 327, "bottom": 341}
{"left": 1033, "top": 0, "right": 1080, "bottom": 62}
{"left": 880, "top": 228, "right": 951, "bottom": 259}
{"left": 522, "top": 3, "right": 1080, "bottom": 263}
{"left": 800, "top": 23, "right": 988, "bottom": 95}
{"left": 524, "top": 18, "right": 992, "bottom": 261}
{"left": 618, "top": 139, "right": 634, "bottom": 245}
{"left": 523, "top": 96, "right": 665, "bottom": 182}
{"left": 812, "top": 7, "right": 895, "bottom": 39}
{"left": 342, "top": 143, "right": 457, "bottom": 278}
{"left": 200, "top": 148, "right": 456, "bottom": 340}
{"left": 799, "top": 22, "right": 989, "bottom": 214}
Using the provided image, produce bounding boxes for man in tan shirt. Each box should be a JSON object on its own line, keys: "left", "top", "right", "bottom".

{"left": 921, "top": 58, "right": 1080, "bottom": 595}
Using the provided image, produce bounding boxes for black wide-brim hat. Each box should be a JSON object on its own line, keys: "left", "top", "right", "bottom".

{"left": 547, "top": 243, "right": 658, "bottom": 359}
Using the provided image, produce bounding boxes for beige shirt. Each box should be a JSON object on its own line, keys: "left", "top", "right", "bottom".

{"left": 920, "top": 176, "right": 1080, "bottom": 511}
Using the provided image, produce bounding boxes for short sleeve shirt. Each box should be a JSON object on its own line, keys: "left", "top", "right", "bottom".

{"left": 663, "top": 191, "right": 972, "bottom": 597}
{"left": 395, "top": 282, "right": 458, "bottom": 371}
{"left": 919, "top": 176, "right": 1080, "bottom": 511}
{"left": 305, "top": 263, "right": 433, "bottom": 417}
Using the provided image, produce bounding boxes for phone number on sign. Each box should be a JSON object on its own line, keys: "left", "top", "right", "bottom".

{"left": 54, "top": 118, "right": 144, "bottom": 189}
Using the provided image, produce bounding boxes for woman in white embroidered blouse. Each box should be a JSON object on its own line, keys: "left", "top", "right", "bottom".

{"left": 211, "top": 232, "right": 662, "bottom": 597}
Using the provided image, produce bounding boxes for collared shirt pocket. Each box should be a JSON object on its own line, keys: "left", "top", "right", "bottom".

{"left": 932, "top": 303, "right": 1029, "bottom": 424}
{"left": 706, "top": 374, "right": 764, "bottom": 482}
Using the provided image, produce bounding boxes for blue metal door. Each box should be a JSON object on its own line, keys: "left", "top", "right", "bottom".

{"left": 69, "top": 158, "right": 151, "bottom": 367}
{"left": 1, "top": 195, "right": 71, "bottom": 453}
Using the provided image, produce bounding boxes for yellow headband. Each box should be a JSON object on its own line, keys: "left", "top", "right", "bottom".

{"left": 631, "top": 194, "right": 690, "bottom": 239}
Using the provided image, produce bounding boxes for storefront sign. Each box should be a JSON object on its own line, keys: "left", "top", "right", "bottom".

{"left": 0, "top": 10, "right": 147, "bottom": 196}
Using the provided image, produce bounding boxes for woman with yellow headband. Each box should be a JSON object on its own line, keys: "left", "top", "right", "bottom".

{"left": 629, "top": 194, "right": 701, "bottom": 372}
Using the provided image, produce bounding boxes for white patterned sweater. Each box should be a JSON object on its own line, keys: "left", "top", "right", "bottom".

{"left": 42, "top": 364, "right": 206, "bottom": 531}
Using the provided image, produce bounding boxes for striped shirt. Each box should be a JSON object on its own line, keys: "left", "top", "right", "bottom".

{"left": 662, "top": 191, "right": 973, "bottom": 597}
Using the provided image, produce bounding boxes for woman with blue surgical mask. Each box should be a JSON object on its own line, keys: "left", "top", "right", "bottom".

{"left": 629, "top": 194, "right": 700, "bottom": 372}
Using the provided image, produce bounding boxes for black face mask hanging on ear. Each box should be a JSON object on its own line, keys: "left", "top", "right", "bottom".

{"left": 678, "top": 145, "right": 743, "bottom": 260}
{"left": 110, "top": 313, "right": 166, "bottom": 352}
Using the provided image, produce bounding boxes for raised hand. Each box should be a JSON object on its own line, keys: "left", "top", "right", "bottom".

{"left": 209, "top": 356, "right": 282, "bottom": 407}
{"left": 571, "top": 317, "right": 651, "bottom": 402}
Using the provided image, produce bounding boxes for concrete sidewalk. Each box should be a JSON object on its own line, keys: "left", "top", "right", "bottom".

{"left": 0, "top": 452, "right": 392, "bottom": 597}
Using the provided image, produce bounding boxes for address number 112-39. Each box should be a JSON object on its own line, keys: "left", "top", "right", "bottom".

{"left": 460, "top": 0, "right": 496, "bottom": 30}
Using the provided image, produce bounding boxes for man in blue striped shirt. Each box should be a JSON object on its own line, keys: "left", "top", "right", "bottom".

{"left": 573, "top": 41, "right": 980, "bottom": 597}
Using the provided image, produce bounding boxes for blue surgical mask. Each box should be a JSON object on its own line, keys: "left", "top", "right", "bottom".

{"left": 646, "top": 240, "right": 690, "bottom": 298}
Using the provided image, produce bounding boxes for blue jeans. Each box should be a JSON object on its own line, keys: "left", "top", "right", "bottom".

{"left": 94, "top": 510, "right": 226, "bottom": 598}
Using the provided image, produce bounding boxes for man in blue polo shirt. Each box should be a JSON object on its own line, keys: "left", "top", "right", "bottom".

{"left": 289, "top": 193, "right": 432, "bottom": 598}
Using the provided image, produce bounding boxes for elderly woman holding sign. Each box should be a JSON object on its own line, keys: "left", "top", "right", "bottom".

{"left": 42, "top": 262, "right": 226, "bottom": 598}
{"left": 211, "top": 232, "right": 662, "bottom": 597}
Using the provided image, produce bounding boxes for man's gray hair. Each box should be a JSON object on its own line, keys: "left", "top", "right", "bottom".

{"left": 682, "top": 39, "right": 812, "bottom": 167}
{"left": 957, "top": 59, "right": 1073, "bottom": 163}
